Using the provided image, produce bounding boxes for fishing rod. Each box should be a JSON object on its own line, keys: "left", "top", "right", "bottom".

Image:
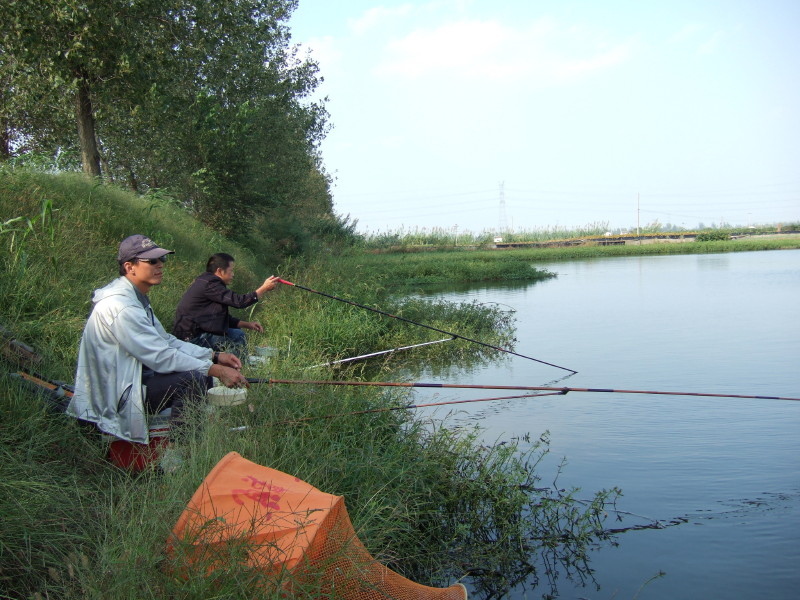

{"left": 275, "top": 278, "right": 578, "bottom": 374}
{"left": 246, "top": 378, "right": 800, "bottom": 402}
{"left": 306, "top": 337, "right": 454, "bottom": 369}
{"left": 273, "top": 391, "right": 567, "bottom": 424}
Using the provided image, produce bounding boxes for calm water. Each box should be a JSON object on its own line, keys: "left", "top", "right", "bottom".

{"left": 414, "top": 250, "right": 800, "bottom": 599}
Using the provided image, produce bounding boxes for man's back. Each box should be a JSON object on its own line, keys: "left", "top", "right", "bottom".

{"left": 173, "top": 272, "right": 258, "bottom": 340}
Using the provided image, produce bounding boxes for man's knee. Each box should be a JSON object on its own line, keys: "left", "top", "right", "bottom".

{"left": 143, "top": 370, "right": 210, "bottom": 417}
{"left": 190, "top": 333, "right": 215, "bottom": 349}
{"left": 226, "top": 328, "right": 247, "bottom": 345}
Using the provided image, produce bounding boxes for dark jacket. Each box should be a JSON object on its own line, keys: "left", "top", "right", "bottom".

{"left": 173, "top": 272, "right": 259, "bottom": 340}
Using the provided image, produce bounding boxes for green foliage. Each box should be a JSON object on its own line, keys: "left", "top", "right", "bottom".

{"left": 1, "top": 0, "right": 341, "bottom": 252}
{"left": 323, "top": 250, "right": 556, "bottom": 287}
{"left": 695, "top": 230, "right": 731, "bottom": 242}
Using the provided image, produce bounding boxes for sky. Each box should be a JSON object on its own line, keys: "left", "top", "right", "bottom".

{"left": 288, "top": 0, "right": 800, "bottom": 234}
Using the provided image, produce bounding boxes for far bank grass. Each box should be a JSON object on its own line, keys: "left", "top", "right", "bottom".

{"left": 324, "top": 250, "right": 557, "bottom": 287}
{"left": 356, "top": 223, "right": 800, "bottom": 249}
{"left": 331, "top": 236, "right": 800, "bottom": 287}
{"left": 517, "top": 235, "right": 800, "bottom": 261}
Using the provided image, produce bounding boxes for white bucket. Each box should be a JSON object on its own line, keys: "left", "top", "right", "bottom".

{"left": 207, "top": 386, "right": 247, "bottom": 407}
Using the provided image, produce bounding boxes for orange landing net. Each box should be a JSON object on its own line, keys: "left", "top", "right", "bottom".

{"left": 169, "top": 451, "right": 467, "bottom": 600}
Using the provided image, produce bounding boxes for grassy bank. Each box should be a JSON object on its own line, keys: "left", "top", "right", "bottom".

{"left": 1, "top": 170, "right": 619, "bottom": 599}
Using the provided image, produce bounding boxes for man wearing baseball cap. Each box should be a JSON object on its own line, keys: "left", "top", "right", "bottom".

{"left": 67, "top": 234, "right": 249, "bottom": 445}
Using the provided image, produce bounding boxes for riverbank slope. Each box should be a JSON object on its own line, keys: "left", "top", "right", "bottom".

{"left": 0, "top": 169, "right": 618, "bottom": 599}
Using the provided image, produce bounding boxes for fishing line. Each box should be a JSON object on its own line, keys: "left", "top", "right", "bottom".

{"left": 247, "top": 377, "right": 800, "bottom": 402}
{"left": 275, "top": 278, "right": 578, "bottom": 374}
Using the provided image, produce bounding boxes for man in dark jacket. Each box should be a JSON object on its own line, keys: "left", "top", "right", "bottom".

{"left": 173, "top": 253, "right": 278, "bottom": 357}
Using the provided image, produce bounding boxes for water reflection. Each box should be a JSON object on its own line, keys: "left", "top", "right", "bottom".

{"left": 404, "top": 250, "right": 800, "bottom": 599}
{"left": 696, "top": 254, "right": 731, "bottom": 269}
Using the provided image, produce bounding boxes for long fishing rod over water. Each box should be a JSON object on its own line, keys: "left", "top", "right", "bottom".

{"left": 273, "top": 391, "right": 568, "bottom": 424}
{"left": 275, "top": 278, "right": 578, "bottom": 374}
{"left": 247, "top": 377, "right": 800, "bottom": 402}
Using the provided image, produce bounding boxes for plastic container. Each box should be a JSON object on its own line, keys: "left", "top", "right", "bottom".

{"left": 107, "top": 431, "right": 170, "bottom": 471}
{"left": 104, "top": 409, "right": 172, "bottom": 471}
{"left": 207, "top": 385, "right": 247, "bottom": 406}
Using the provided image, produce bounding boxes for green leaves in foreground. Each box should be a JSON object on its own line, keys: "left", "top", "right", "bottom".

{"left": 398, "top": 427, "right": 621, "bottom": 598}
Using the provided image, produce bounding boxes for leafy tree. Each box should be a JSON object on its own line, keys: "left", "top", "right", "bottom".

{"left": 0, "top": 0, "right": 168, "bottom": 175}
{"left": 1, "top": 1, "right": 341, "bottom": 253}
{"left": 0, "top": 42, "right": 74, "bottom": 160}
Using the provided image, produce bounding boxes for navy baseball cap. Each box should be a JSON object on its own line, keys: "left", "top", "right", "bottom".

{"left": 117, "top": 234, "right": 174, "bottom": 263}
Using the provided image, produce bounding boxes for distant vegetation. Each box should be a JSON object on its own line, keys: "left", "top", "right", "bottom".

{"left": 354, "top": 221, "right": 799, "bottom": 251}
{"left": 695, "top": 230, "right": 731, "bottom": 242}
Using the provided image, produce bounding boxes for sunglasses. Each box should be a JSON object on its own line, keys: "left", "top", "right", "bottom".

{"left": 136, "top": 256, "right": 167, "bottom": 265}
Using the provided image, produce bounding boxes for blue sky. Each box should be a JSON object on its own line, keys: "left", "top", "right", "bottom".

{"left": 289, "top": 0, "right": 800, "bottom": 234}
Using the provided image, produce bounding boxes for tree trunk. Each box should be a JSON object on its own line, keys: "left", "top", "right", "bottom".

{"left": 75, "top": 77, "right": 102, "bottom": 178}
{"left": 0, "top": 117, "right": 9, "bottom": 159}
{"left": 127, "top": 168, "right": 139, "bottom": 193}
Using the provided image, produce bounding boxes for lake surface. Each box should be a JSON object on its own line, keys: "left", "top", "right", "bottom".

{"left": 413, "top": 249, "right": 800, "bottom": 599}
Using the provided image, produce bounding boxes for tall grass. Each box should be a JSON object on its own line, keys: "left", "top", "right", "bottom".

{"left": 355, "top": 222, "right": 615, "bottom": 249}
{"left": 1, "top": 169, "right": 622, "bottom": 599}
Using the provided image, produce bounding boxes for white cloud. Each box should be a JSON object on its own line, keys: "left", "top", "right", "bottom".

{"left": 373, "top": 17, "right": 635, "bottom": 86}
{"left": 349, "top": 4, "right": 416, "bottom": 35}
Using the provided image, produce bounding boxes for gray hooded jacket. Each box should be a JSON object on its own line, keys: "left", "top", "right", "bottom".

{"left": 68, "top": 277, "right": 213, "bottom": 442}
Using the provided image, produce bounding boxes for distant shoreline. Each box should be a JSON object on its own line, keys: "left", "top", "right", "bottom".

{"left": 492, "top": 231, "right": 800, "bottom": 249}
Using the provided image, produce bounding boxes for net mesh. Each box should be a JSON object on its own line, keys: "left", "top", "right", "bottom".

{"left": 170, "top": 451, "right": 466, "bottom": 600}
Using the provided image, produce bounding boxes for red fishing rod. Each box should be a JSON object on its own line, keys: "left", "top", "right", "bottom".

{"left": 273, "top": 391, "right": 567, "bottom": 424}
{"left": 247, "top": 377, "right": 800, "bottom": 402}
{"left": 275, "top": 278, "right": 578, "bottom": 374}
